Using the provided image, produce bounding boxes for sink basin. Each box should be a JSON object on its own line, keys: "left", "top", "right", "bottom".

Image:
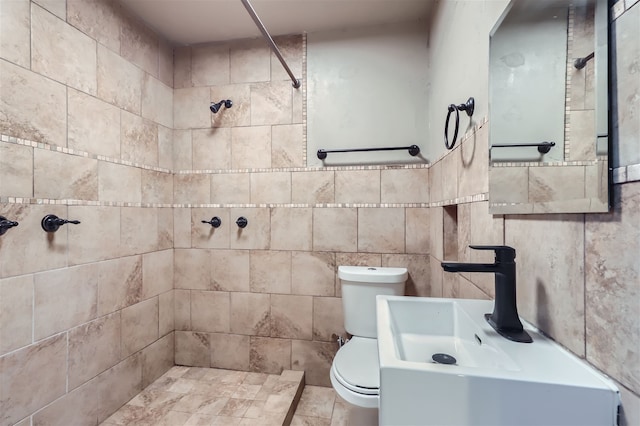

{"left": 377, "top": 296, "right": 620, "bottom": 426}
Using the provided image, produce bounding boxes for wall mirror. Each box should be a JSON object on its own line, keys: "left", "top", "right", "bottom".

{"left": 488, "top": 0, "right": 610, "bottom": 214}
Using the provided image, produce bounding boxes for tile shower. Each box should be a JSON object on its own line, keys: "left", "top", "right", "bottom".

{"left": 0, "top": 1, "right": 638, "bottom": 426}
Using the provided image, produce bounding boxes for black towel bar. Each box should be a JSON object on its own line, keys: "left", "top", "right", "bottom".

{"left": 317, "top": 145, "right": 420, "bottom": 160}
{"left": 491, "top": 142, "right": 556, "bottom": 154}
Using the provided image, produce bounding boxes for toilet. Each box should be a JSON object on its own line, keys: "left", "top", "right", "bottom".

{"left": 330, "top": 266, "right": 408, "bottom": 421}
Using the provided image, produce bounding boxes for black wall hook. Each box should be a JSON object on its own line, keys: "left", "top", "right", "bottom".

{"left": 444, "top": 97, "right": 475, "bottom": 150}
{"left": 0, "top": 216, "right": 19, "bottom": 235}
{"left": 236, "top": 217, "right": 248, "bottom": 228}
{"left": 202, "top": 217, "right": 222, "bottom": 228}
{"left": 41, "top": 214, "right": 80, "bottom": 233}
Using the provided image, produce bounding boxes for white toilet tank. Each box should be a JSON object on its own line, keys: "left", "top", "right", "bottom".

{"left": 338, "top": 266, "right": 407, "bottom": 338}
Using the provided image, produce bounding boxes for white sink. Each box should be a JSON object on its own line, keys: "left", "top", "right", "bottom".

{"left": 377, "top": 296, "right": 620, "bottom": 426}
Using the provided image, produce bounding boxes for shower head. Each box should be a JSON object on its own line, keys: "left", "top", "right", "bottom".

{"left": 210, "top": 99, "right": 233, "bottom": 114}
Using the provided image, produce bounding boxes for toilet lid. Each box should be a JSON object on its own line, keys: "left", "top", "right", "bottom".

{"left": 334, "top": 337, "right": 379, "bottom": 391}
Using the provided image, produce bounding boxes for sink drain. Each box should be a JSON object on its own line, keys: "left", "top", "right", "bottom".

{"left": 432, "top": 353, "right": 457, "bottom": 365}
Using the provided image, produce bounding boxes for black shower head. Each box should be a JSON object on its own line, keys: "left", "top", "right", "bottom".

{"left": 210, "top": 99, "right": 233, "bottom": 114}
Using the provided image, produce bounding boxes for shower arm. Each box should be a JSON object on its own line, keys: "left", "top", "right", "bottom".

{"left": 240, "top": 0, "right": 301, "bottom": 89}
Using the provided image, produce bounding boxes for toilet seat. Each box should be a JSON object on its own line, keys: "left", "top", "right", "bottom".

{"left": 330, "top": 337, "right": 380, "bottom": 408}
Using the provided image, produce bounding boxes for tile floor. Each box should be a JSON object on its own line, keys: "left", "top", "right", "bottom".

{"left": 99, "top": 366, "right": 354, "bottom": 426}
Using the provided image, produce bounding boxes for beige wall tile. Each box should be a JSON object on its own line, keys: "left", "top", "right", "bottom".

{"left": 489, "top": 167, "right": 529, "bottom": 204}
{"left": 429, "top": 206, "right": 444, "bottom": 259}
{"left": 67, "top": 0, "right": 121, "bottom": 52}
{"left": 193, "top": 128, "right": 232, "bottom": 170}
{"left": 68, "top": 88, "right": 121, "bottom": 158}
{"left": 211, "top": 249, "right": 250, "bottom": 292}
{"left": 173, "top": 207, "right": 192, "bottom": 248}
{"left": 251, "top": 81, "right": 293, "bottom": 125}
{"left": 0, "top": 59, "right": 67, "bottom": 145}
{"left": 429, "top": 255, "right": 443, "bottom": 297}
{"left": 97, "top": 255, "right": 142, "bottom": 316}
{"left": 158, "top": 39, "right": 173, "bottom": 88}
{"left": 458, "top": 277, "right": 491, "bottom": 300}
{"left": 191, "top": 290, "right": 230, "bottom": 333}
{"left": 312, "top": 297, "right": 344, "bottom": 342}
{"left": 158, "top": 207, "right": 174, "bottom": 250}
{"left": 458, "top": 124, "right": 489, "bottom": 198}
{"left": 174, "top": 174, "right": 211, "bottom": 204}
{"left": 173, "top": 47, "right": 192, "bottom": 89}
{"left": 441, "top": 150, "right": 459, "bottom": 201}
{"left": 175, "top": 249, "right": 211, "bottom": 290}
{"left": 191, "top": 208, "right": 230, "bottom": 249}
{"left": 211, "top": 173, "right": 251, "bottom": 204}
{"left": 120, "top": 207, "right": 159, "bottom": 255}
{"left": 569, "top": 110, "right": 597, "bottom": 161}
{"left": 292, "top": 171, "right": 334, "bottom": 204}
{"left": 211, "top": 84, "right": 251, "bottom": 128}
{"left": 586, "top": 183, "right": 640, "bottom": 393}
{"left": 121, "top": 297, "right": 159, "bottom": 358}
{"left": 120, "top": 15, "right": 159, "bottom": 77}
{"left": 32, "top": 378, "right": 99, "bottom": 426}
{"left": 97, "top": 44, "right": 143, "bottom": 113}
{"left": 250, "top": 250, "right": 291, "bottom": 294}
{"left": 174, "top": 87, "right": 212, "bottom": 130}
{"left": 1, "top": 0, "right": 30, "bottom": 67}
{"left": 249, "top": 337, "right": 291, "bottom": 374}
{"left": 358, "top": 208, "right": 405, "bottom": 253}
{"left": 32, "top": 4, "right": 97, "bottom": 95}
{"left": 529, "top": 166, "right": 585, "bottom": 203}
{"left": 175, "top": 331, "right": 210, "bottom": 367}
{"left": 96, "top": 354, "right": 143, "bottom": 422}
{"left": 174, "top": 289, "right": 191, "bottom": 331}
{"left": 429, "top": 160, "right": 443, "bottom": 203}
{"left": 0, "top": 334, "right": 67, "bottom": 426}
{"left": 158, "top": 126, "right": 173, "bottom": 170}
{"left": 0, "top": 142, "right": 33, "bottom": 198}
{"left": 0, "top": 274, "right": 33, "bottom": 355}
{"left": 382, "top": 254, "right": 429, "bottom": 297}
{"left": 292, "top": 252, "right": 335, "bottom": 297}
{"left": 406, "top": 207, "right": 430, "bottom": 254}
{"left": 229, "top": 208, "right": 271, "bottom": 250}
{"left": 159, "top": 290, "right": 175, "bottom": 337}
{"left": 271, "top": 35, "right": 303, "bottom": 82}
{"left": 68, "top": 206, "right": 121, "bottom": 265}
{"left": 291, "top": 340, "right": 334, "bottom": 387}
{"left": 271, "top": 294, "right": 312, "bottom": 340}
{"left": 230, "top": 39, "right": 271, "bottom": 83}
{"left": 143, "top": 249, "right": 174, "bottom": 299}
{"left": 293, "top": 82, "right": 303, "bottom": 124}
{"left": 34, "top": 264, "right": 98, "bottom": 340}
{"left": 272, "top": 124, "right": 304, "bottom": 168}
{"left": 210, "top": 333, "right": 250, "bottom": 371}
{"left": 251, "top": 172, "right": 292, "bottom": 204}
{"left": 313, "top": 208, "right": 357, "bottom": 252}
{"left": 33, "top": 0, "right": 65, "bottom": 19}
{"left": 98, "top": 161, "right": 141, "bottom": 203}
{"left": 335, "top": 170, "right": 381, "bottom": 204}
{"left": 231, "top": 126, "right": 272, "bottom": 169}
{"left": 271, "top": 208, "right": 312, "bottom": 251}
{"left": 121, "top": 110, "right": 159, "bottom": 166}
{"left": 142, "top": 170, "right": 173, "bottom": 204}
{"left": 142, "top": 74, "right": 174, "bottom": 129}
{"left": 68, "top": 312, "right": 121, "bottom": 390}
{"left": 505, "top": 214, "right": 585, "bottom": 356}
{"left": 230, "top": 292, "right": 271, "bottom": 336}
{"left": 173, "top": 130, "right": 193, "bottom": 170}
{"left": 34, "top": 149, "right": 98, "bottom": 200}
{"left": 0, "top": 204, "right": 68, "bottom": 277}
{"left": 141, "top": 332, "right": 174, "bottom": 388}
{"left": 192, "top": 44, "right": 230, "bottom": 86}
{"left": 381, "top": 169, "right": 430, "bottom": 203}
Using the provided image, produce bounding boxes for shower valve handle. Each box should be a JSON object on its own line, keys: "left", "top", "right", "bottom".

{"left": 202, "top": 217, "right": 222, "bottom": 228}
{"left": 41, "top": 214, "right": 81, "bottom": 233}
{"left": 0, "top": 216, "right": 19, "bottom": 235}
{"left": 236, "top": 217, "right": 248, "bottom": 228}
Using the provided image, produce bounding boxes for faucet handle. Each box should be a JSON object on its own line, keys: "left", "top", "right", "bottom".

{"left": 469, "top": 245, "right": 515, "bottom": 262}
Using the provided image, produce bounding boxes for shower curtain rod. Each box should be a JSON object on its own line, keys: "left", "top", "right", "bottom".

{"left": 240, "top": 0, "right": 301, "bottom": 89}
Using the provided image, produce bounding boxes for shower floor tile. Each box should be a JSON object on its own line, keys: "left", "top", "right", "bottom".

{"left": 100, "top": 367, "right": 304, "bottom": 426}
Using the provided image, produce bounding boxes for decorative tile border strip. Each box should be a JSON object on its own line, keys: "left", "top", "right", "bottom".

{"left": 175, "top": 162, "right": 430, "bottom": 174}
{"left": 492, "top": 160, "right": 599, "bottom": 167}
{"left": 0, "top": 134, "right": 172, "bottom": 174}
{"left": 613, "top": 163, "right": 640, "bottom": 184}
{"left": 429, "top": 116, "right": 489, "bottom": 165}
{"left": 302, "top": 32, "right": 308, "bottom": 168}
{"left": 564, "top": 4, "right": 575, "bottom": 160}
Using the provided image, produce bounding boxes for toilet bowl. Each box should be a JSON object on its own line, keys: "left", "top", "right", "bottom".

{"left": 330, "top": 266, "right": 407, "bottom": 414}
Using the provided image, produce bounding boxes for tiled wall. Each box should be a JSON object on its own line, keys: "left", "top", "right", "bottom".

{"left": 0, "top": 1, "right": 175, "bottom": 424}
{"left": 170, "top": 36, "right": 432, "bottom": 387}
{"left": 427, "top": 1, "right": 639, "bottom": 424}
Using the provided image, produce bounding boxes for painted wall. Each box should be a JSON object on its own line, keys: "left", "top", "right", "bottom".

{"left": 0, "top": 1, "right": 175, "bottom": 424}
{"left": 306, "top": 22, "right": 429, "bottom": 166}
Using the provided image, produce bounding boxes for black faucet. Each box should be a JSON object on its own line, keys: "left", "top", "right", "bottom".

{"left": 441, "top": 245, "right": 532, "bottom": 343}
